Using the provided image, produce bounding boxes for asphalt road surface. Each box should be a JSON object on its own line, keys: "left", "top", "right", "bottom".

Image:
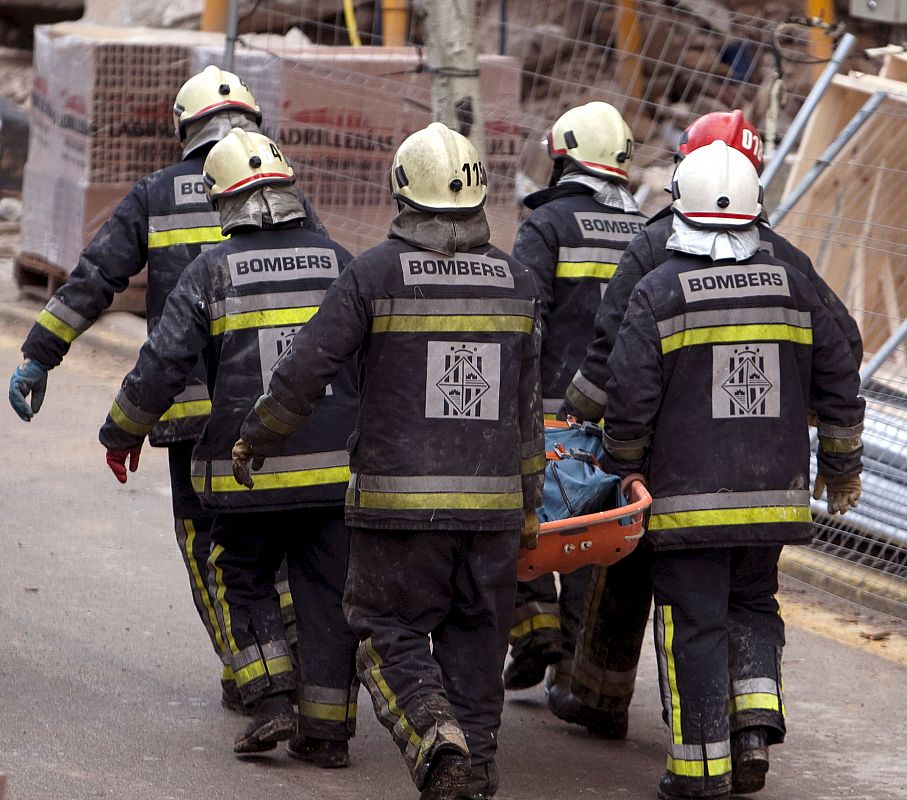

{"left": 0, "top": 307, "right": 905, "bottom": 800}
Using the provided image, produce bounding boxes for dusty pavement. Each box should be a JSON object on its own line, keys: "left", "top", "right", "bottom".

{"left": 0, "top": 257, "right": 905, "bottom": 800}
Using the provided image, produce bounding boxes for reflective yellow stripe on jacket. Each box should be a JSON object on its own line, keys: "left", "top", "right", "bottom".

{"left": 371, "top": 297, "right": 535, "bottom": 335}
{"left": 657, "top": 308, "right": 813, "bottom": 355}
{"left": 648, "top": 489, "right": 812, "bottom": 532}
{"left": 349, "top": 473, "right": 524, "bottom": 512}
{"left": 148, "top": 211, "right": 226, "bottom": 249}
{"left": 192, "top": 451, "right": 350, "bottom": 493}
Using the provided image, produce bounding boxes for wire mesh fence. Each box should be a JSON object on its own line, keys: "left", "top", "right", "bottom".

{"left": 20, "top": 2, "right": 907, "bottom": 611}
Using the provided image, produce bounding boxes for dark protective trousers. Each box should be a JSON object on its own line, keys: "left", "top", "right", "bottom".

{"left": 570, "top": 540, "right": 653, "bottom": 710}
{"left": 168, "top": 443, "right": 296, "bottom": 694}
{"left": 345, "top": 527, "right": 519, "bottom": 794}
{"left": 207, "top": 507, "right": 358, "bottom": 740}
{"left": 653, "top": 546, "right": 786, "bottom": 796}
{"left": 510, "top": 566, "right": 592, "bottom": 682}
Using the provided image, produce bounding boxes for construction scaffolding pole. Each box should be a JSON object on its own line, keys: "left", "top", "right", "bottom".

{"left": 417, "top": 0, "right": 485, "bottom": 159}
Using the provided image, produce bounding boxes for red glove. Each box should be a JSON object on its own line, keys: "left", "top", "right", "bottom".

{"left": 106, "top": 447, "right": 142, "bottom": 484}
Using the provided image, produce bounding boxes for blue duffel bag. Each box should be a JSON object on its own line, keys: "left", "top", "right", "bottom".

{"left": 538, "top": 420, "right": 625, "bottom": 524}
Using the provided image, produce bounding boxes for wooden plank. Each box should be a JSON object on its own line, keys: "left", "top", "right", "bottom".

{"left": 880, "top": 52, "right": 907, "bottom": 82}
{"left": 777, "top": 71, "right": 907, "bottom": 356}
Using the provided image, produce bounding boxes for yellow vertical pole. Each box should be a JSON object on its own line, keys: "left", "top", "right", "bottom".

{"left": 201, "top": 0, "right": 229, "bottom": 32}
{"left": 383, "top": 0, "right": 409, "bottom": 47}
{"left": 805, "top": 0, "right": 834, "bottom": 83}
{"left": 614, "top": 0, "right": 644, "bottom": 103}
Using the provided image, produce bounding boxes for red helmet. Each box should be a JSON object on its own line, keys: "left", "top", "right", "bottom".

{"left": 675, "top": 110, "right": 763, "bottom": 172}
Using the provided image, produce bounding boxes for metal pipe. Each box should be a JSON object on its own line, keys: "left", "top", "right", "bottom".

{"left": 382, "top": 0, "right": 408, "bottom": 47}
{"left": 761, "top": 31, "right": 856, "bottom": 193}
{"left": 499, "top": 0, "right": 506, "bottom": 56}
{"left": 860, "top": 315, "right": 907, "bottom": 388}
{"left": 223, "top": 0, "right": 239, "bottom": 72}
{"left": 201, "top": 0, "right": 229, "bottom": 32}
{"left": 769, "top": 91, "right": 887, "bottom": 228}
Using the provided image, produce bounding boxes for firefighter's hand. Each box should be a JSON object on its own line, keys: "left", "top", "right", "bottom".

{"left": 520, "top": 511, "right": 540, "bottom": 550}
{"left": 813, "top": 473, "right": 861, "bottom": 515}
{"left": 9, "top": 358, "right": 49, "bottom": 421}
{"left": 620, "top": 472, "right": 648, "bottom": 497}
{"left": 106, "top": 447, "right": 142, "bottom": 484}
{"left": 232, "top": 437, "right": 265, "bottom": 489}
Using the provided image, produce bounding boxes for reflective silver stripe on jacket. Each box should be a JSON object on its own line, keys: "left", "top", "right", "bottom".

{"left": 656, "top": 307, "right": 812, "bottom": 339}
{"left": 357, "top": 474, "right": 521, "bottom": 493}
{"left": 557, "top": 245, "right": 625, "bottom": 264}
{"left": 207, "top": 450, "right": 349, "bottom": 476}
{"left": 45, "top": 297, "right": 91, "bottom": 333}
{"left": 542, "top": 398, "right": 562, "bottom": 415}
{"left": 816, "top": 421, "right": 863, "bottom": 438}
{"left": 651, "top": 489, "right": 811, "bottom": 515}
{"left": 521, "top": 435, "right": 546, "bottom": 459}
{"left": 571, "top": 368, "right": 608, "bottom": 405}
{"left": 372, "top": 297, "right": 534, "bottom": 317}
{"left": 148, "top": 211, "right": 221, "bottom": 231}
{"left": 209, "top": 289, "right": 327, "bottom": 320}
{"left": 511, "top": 601, "right": 561, "bottom": 624}
{"left": 172, "top": 384, "right": 209, "bottom": 403}
{"left": 114, "top": 390, "right": 159, "bottom": 424}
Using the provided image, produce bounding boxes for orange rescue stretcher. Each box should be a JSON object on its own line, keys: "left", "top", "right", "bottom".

{"left": 516, "top": 420, "right": 652, "bottom": 581}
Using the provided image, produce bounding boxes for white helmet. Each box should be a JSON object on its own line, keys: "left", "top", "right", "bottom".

{"left": 390, "top": 122, "right": 487, "bottom": 212}
{"left": 172, "top": 65, "right": 262, "bottom": 141}
{"left": 671, "top": 140, "right": 762, "bottom": 229}
{"left": 203, "top": 129, "right": 295, "bottom": 201}
{"left": 547, "top": 101, "right": 634, "bottom": 182}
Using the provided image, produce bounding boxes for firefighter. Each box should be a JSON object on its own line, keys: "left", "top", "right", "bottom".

{"left": 8, "top": 66, "right": 325, "bottom": 711}
{"left": 97, "top": 130, "right": 359, "bottom": 761}
{"left": 600, "top": 140, "right": 864, "bottom": 799}
{"left": 556, "top": 109, "right": 864, "bottom": 741}
{"left": 504, "top": 102, "right": 646, "bottom": 718}
{"left": 231, "top": 122, "right": 545, "bottom": 800}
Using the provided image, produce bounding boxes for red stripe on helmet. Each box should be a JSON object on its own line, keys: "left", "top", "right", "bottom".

{"left": 185, "top": 99, "right": 259, "bottom": 119}
{"left": 548, "top": 146, "right": 628, "bottom": 178}
{"left": 220, "top": 171, "right": 294, "bottom": 194}
{"left": 685, "top": 211, "right": 757, "bottom": 220}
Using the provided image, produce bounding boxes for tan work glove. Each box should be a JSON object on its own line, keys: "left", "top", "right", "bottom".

{"left": 232, "top": 438, "right": 265, "bottom": 489}
{"left": 813, "top": 473, "right": 861, "bottom": 515}
{"left": 520, "top": 510, "right": 540, "bottom": 550}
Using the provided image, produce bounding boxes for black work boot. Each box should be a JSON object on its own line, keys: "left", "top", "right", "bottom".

{"left": 233, "top": 692, "right": 296, "bottom": 756}
{"left": 656, "top": 771, "right": 731, "bottom": 800}
{"left": 286, "top": 735, "right": 350, "bottom": 768}
{"left": 731, "top": 727, "right": 769, "bottom": 794}
{"left": 221, "top": 679, "right": 250, "bottom": 716}
{"left": 503, "top": 640, "right": 562, "bottom": 691}
{"left": 546, "top": 683, "right": 629, "bottom": 739}
{"left": 420, "top": 750, "right": 471, "bottom": 800}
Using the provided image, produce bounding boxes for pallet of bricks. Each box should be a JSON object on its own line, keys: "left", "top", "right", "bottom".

{"left": 18, "top": 23, "right": 522, "bottom": 310}
{"left": 17, "top": 24, "right": 219, "bottom": 309}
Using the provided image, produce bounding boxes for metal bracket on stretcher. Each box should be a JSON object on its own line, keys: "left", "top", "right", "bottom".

{"left": 517, "top": 420, "right": 652, "bottom": 580}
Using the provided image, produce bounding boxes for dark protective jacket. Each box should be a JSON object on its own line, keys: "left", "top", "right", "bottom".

{"left": 241, "top": 232, "right": 546, "bottom": 532}
{"left": 600, "top": 250, "right": 865, "bottom": 549}
{"left": 565, "top": 206, "right": 864, "bottom": 421}
{"left": 98, "top": 225, "right": 357, "bottom": 513}
{"left": 512, "top": 183, "right": 647, "bottom": 416}
{"left": 22, "top": 153, "right": 326, "bottom": 447}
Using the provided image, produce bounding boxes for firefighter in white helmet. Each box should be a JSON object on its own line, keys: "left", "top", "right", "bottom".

{"left": 99, "top": 129, "right": 360, "bottom": 760}
{"left": 232, "top": 121, "right": 545, "bottom": 800}
{"left": 10, "top": 65, "right": 326, "bottom": 712}
{"left": 505, "top": 102, "right": 648, "bottom": 732}
{"left": 600, "top": 140, "right": 864, "bottom": 799}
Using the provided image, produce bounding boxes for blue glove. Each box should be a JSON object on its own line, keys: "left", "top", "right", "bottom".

{"left": 9, "top": 358, "right": 50, "bottom": 421}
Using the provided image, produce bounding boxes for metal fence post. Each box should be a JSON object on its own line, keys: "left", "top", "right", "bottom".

{"left": 223, "top": 0, "right": 239, "bottom": 72}
{"left": 769, "top": 92, "right": 887, "bottom": 228}
{"left": 761, "top": 31, "right": 856, "bottom": 193}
